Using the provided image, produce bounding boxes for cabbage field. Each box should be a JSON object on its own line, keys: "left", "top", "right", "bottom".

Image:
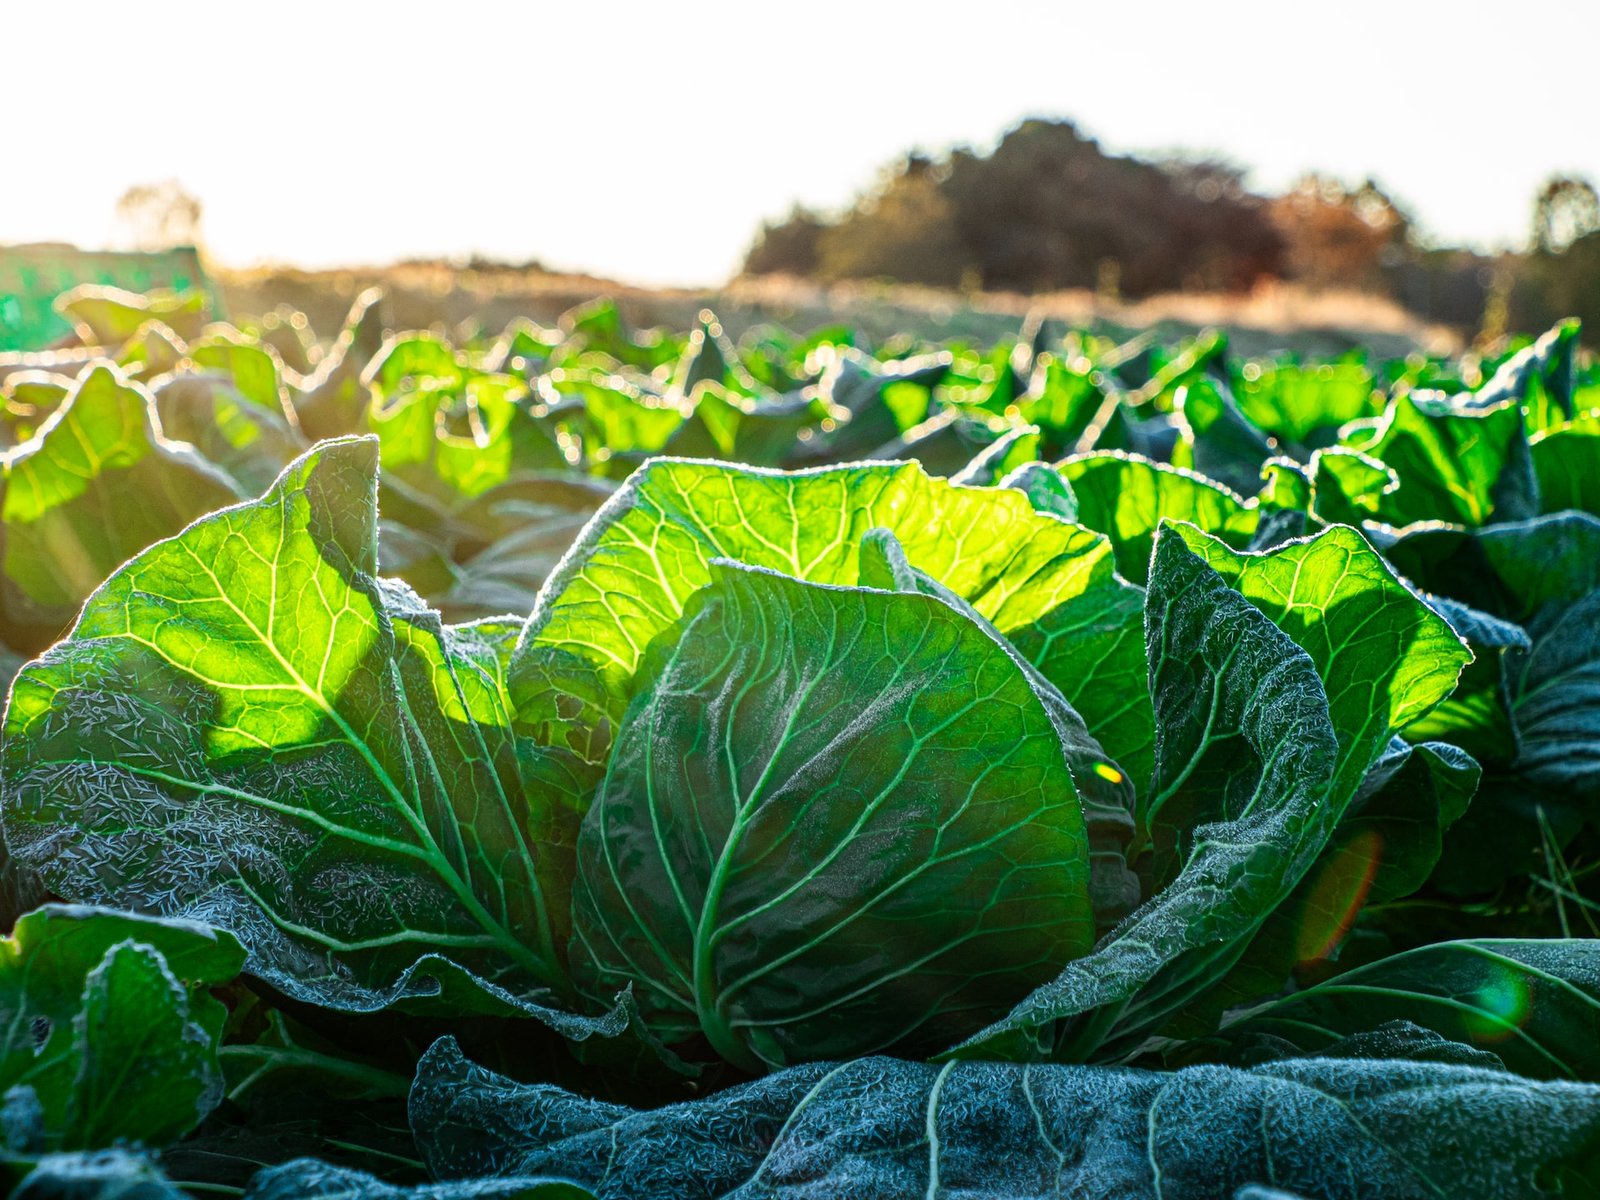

{"left": 1, "top": 284, "right": 1599, "bottom": 1197}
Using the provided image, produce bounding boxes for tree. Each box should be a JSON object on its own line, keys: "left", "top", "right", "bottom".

{"left": 742, "top": 120, "right": 1283, "bottom": 296}
{"left": 1267, "top": 174, "right": 1412, "bottom": 290}
{"left": 115, "top": 180, "right": 203, "bottom": 251}
{"left": 815, "top": 156, "right": 969, "bottom": 287}
{"left": 742, "top": 205, "right": 827, "bottom": 277}
{"left": 1531, "top": 176, "right": 1600, "bottom": 254}
{"left": 1514, "top": 175, "right": 1600, "bottom": 332}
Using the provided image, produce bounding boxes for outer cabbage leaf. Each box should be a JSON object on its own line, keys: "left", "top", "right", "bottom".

{"left": 371, "top": 372, "right": 566, "bottom": 504}
{"left": 0, "top": 362, "right": 243, "bottom": 653}
{"left": 246, "top": 1160, "right": 593, "bottom": 1199}
{"left": 940, "top": 428, "right": 1043, "bottom": 489}
{"left": 250, "top": 307, "right": 319, "bottom": 376}
{"left": 0, "top": 371, "right": 68, "bottom": 447}
{"left": 509, "top": 458, "right": 1147, "bottom": 780}
{"left": 667, "top": 311, "right": 751, "bottom": 398}
{"left": 56, "top": 286, "right": 211, "bottom": 346}
{"left": 152, "top": 370, "right": 306, "bottom": 493}
{"left": 1469, "top": 318, "right": 1580, "bottom": 431}
{"left": 65, "top": 942, "right": 223, "bottom": 1149}
{"left": 1231, "top": 359, "right": 1380, "bottom": 445}
{"left": 664, "top": 382, "right": 821, "bottom": 467}
{"left": 1165, "top": 738, "right": 1481, "bottom": 1041}
{"left": 555, "top": 373, "right": 686, "bottom": 478}
{"left": 1018, "top": 355, "right": 1124, "bottom": 461}
{"left": 1175, "top": 523, "right": 1469, "bottom": 804}
{"left": 189, "top": 335, "right": 298, "bottom": 428}
{"left": 0, "top": 905, "right": 243, "bottom": 1153}
{"left": 8, "top": 1149, "right": 189, "bottom": 1199}
{"left": 115, "top": 320, "right": 186, "bottom": 381}
{"left": 998, "top": 459, "right": 1078, "bottom": 521}
{"left": 429, "top": 528, "right": 578, "bottom": 625}
{"left": 1530, "top": 406, "right": 1600, "bottom": 516}
{"left": 1383, "top": 513, "right": 1600, "bottom": 891}
{"left": 858, "top": 528, "right": 1141, "bottom": 930}
{"left": 1338, "top": 392, "right": 1538, "bottom": 526}
{"left": 954, "top": 523, "right": 1467, "bottom": 1061}
{"left": 1305, "top": 447, "right": 1397, "bottom": 528}
{"left": 1056, "top": 451, "right": 1259, "bottom": 584}
{"left": 556, "top": 298, "right": 682, "bottom": 372}
{"left": 781, "top": 350, "right": 951, "bottom": 464}
{"left": 290, "top": 288, "right": 387, "bottom": 442}
{"left": 1220, "top": 939, "right": 1600, "bottom": 1082}
{"left": 1, "top": 437, "right": 589, "bottom": 1012}
{"left": 1402, "top": 596, "right": 1528, "bottom": 762}
{"left": 409, "top": 1037, "right": 1600, "bottom": 1200}
{"left": 1170, "top": 376, "right": 1275, "bottom": 495}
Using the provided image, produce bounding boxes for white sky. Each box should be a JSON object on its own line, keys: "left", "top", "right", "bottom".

{"left": 5, "top": 0, "right": 1598, "bottom": 286}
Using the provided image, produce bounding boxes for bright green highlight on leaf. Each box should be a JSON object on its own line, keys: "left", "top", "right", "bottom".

{"left": 0, "top": 361, "right": 243, "bottom": 653}
{"left": 1056, "top": 451, "right": 1259, "bottom": 583}
{"left": 510, "top": 457, "right": 1148, "bottom": 779}
{"left": 2, "top": 437, "right": 586, "bottom": 1011}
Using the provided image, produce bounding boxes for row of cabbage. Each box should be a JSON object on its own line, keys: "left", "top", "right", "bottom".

{"left": 0, "top": 286, "right": 1596, "bottom": 1197}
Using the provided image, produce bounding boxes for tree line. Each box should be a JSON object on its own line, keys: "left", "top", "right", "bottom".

{"left": 742, "top": 119, "right": 1600, "bottom": 335}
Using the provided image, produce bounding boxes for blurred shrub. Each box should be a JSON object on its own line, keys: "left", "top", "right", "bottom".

{"left": 744, "top": 205, "right": 828, "bottom": 277}
{"left": 1267, "top": 175, "right": 1411, "bottom": 291}
{"left": 741, "top": 123, "right": 1600, "bottom": 343}
{"left": 742, "top": 119, "right": 1284, "bottom": 298}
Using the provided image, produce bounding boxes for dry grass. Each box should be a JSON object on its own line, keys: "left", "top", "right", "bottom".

{"left": 217, "top": 262, "right": 1462, "bottom": 359}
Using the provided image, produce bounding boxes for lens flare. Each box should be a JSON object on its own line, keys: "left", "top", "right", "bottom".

{"left": 1293, "top": 829, "right": 1383, "bottom": 965}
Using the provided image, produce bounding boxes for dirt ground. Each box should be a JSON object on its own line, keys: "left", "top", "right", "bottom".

{"left": 217, "top": 262, "right": 1463, "bottom": 360}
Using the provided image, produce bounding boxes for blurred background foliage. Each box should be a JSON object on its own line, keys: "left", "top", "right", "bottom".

{"left": 743, "top": 118, "right": 1600, "bottom": 339}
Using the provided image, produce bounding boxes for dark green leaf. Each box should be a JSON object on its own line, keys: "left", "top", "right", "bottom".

{"left": 570, "top": 560, "right": 1094, "bottom": 1068}
{"left": 1177, "top": 523, "right": 1469, "bottom": 801}
{"left": 245, "top": 1160, "right": 593, "bottom": 1199}
{"left": 998, "top": 460, "right": 1078, "bottom": 521}
{"left": 66, "top": 942, "right": 222, "bottom": 1149}
{"left": 1470, "top": 319, "right": 1580, "bottom": 432}
{"left": 0, "top": 905, "right": 242, "bottom": 1152}
{"left": 1223, "top": 939, "right": 1600, "bottom": 1082}
{"left": 957, "top": 523, "right": 1466, "bottom": 1061}
{"left": 1305, "top": 447, "right": 1396, "bottom": 528}
{"left": 857, "top": 528, "right": 1142, "bottom": 931}
{"left": 1171, "top": 377, "right": 1275, "bottom": 495}
{"left": 1401, "top": 596, "right": 1528, "bottom": 760}
{"left": 410, "top": 1036, "right": 1600, "bottom": 1199}
{"left": 1018, "top": 355, "right": 1121, "bottom": 460}
{"left": 1166, "top": 739, "right": 1481, "bottom": 1039}
{"left": 10, "top": 1148, "right": 188, "bottom": 1199}
{"left": 1384, "top": 512, "right": 1600, "bottom": 891}
{"left": 665, "top": 383, "right": 820, "bottom": 467}
{"left": 781, "top": 350, "right": 951, "bottom": 464}
{"left": 1530, "top": 405, "right": 1600, "bottom": 516}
